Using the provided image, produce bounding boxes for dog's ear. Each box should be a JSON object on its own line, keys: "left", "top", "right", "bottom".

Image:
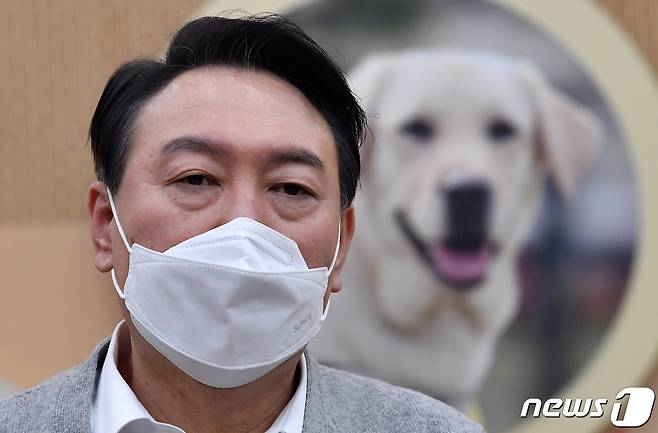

{"left": 348, "top": 53, "right": 397, "bottom": 169}
{"left": 518, "top": 64, "right": 602, "bottom": 198}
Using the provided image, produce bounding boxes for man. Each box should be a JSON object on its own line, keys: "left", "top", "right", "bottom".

{"left": 0, "top": 14, "right": 484, "bottom": 433}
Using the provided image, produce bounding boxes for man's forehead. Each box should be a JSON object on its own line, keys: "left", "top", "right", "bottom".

{"left": 128, "top": 66, "right": 336, "bottom": 165}
{"left": 142, "top": 67, "right": 321, "bottom": 120}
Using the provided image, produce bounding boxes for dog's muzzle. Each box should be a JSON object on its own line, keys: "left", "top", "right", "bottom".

{"left": 395, "top": 179, "right": 497, "bottom": 289}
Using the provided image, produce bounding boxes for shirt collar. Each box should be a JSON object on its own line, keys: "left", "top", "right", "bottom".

{"left": 91, "top": 321, "right": 307, "bottom": 433}
{"left": 268, "top": 346, "right": 307, "bottom": 433}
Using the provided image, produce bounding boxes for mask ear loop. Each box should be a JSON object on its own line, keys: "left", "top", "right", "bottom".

{"left": 327, "top": 221, "right": 341, "bottom": 275}
{"left": 106, "top": 188, "right": 131, "bottom": 252}
{"left": 106, "top": 187, "right": 131, "bottom": 300}
{"left": 321, "top": 221, "right": 342, "bottom": 322}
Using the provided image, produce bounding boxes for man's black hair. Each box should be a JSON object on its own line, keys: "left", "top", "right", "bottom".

{"left": 89, "top": 14, "right": 365, "bottom": 209}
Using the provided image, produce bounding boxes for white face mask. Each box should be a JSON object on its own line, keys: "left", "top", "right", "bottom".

{"left": 107, "top": 189, "right": 340, "bottom": 388}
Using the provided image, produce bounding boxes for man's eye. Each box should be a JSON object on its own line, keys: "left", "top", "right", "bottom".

{"left": 176, "top": 174, "right": 216, "bottom": 186}
{"left": 275, "top": 183, "right": 311, "bottom": 197}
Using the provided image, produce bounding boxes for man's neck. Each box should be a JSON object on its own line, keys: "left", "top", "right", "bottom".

{"left": 119, "top": 327, "right": 300, "bottom": 433}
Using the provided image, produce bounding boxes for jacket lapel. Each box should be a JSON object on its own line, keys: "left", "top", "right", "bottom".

{"left": 52, "top": 338, "right": 110, "bottom": 433}
{"left": 301, "top": 353, "right": 336, "bottom": 433}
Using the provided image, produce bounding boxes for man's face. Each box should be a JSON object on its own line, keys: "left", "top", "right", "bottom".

{"left": 89, "top": 66, "right": 354, "bottom": 305}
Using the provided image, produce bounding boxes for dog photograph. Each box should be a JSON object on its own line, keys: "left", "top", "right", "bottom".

{"left": 289, "top": 1, "right": 638, "bottom": 431}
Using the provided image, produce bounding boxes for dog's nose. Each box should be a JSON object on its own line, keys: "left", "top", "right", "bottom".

{"left": 443, "top": 179, "right": 490, "bottom": 208}
{"left": 441, "top": 179, "right": 490, "bottom": 250}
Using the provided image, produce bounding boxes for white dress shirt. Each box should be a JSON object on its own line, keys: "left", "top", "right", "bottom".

{"left": 91, "top": 322, "right": 307, "bottom": 433}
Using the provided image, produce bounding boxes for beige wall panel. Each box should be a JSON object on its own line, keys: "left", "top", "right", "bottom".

{"left": 0, "top": 225, "right": 117, "bottom": 387}
{"left": 0, "top": 0, "right": 205, "bottom": 224}
{"left": 598, "top": 0, "right": 658, "bottom": 74}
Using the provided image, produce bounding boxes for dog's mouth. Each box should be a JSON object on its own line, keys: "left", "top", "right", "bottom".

{"left": 395, "top": 211, "right": 498, "bottom": 289}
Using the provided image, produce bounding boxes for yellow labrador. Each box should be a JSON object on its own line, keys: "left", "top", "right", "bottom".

{"left": 311, "top": 49, "right": 601, "bottom": 408}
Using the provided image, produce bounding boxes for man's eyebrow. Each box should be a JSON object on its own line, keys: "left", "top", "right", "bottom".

{"left": 160, "top": 138, "right": 324, "bottom": 170}
{"left": 160, "top": 137, "right": 226, "bottom": 158}
{"left": 268, "top": 148, "right": 325, "bottom": 171}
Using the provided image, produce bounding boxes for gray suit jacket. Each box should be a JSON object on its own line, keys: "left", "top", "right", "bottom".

{"left": 0, "top": 339, "right": 484, "bottom": 432}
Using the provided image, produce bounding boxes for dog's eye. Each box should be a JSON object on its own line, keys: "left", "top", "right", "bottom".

{"left": 487, "top": 119, "right": 516, "bottom": 142}
{"left": 400, "top": 118, "right": 435, "bottom": 142}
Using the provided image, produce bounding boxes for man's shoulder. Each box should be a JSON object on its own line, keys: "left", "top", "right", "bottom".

{"left": 0, "top": 366, "right": 80, "bottom": 431}
{"left": 0, "top": 339, "right": 109, "bottom": 433}
{"left": 312, "top": 361, "right": 485, "bottom": 432}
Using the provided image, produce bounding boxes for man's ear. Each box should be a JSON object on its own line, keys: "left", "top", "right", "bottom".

{"left": 518, "top": 63, "right": 603, "bottom": 198}
{"left": 88, "top": 181, "right": 114, "bottom": 273}
{"left": 329, "top": 207, "right": 356, "bottom": 294}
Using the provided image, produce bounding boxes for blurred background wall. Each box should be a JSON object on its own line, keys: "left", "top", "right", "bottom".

{"left": 0, "top": 1, "right": 656, "bottom": 432}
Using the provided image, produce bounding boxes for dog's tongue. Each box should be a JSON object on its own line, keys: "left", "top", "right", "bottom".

{"left": 430, "top": 244, "right": 491, "bottom": 284}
